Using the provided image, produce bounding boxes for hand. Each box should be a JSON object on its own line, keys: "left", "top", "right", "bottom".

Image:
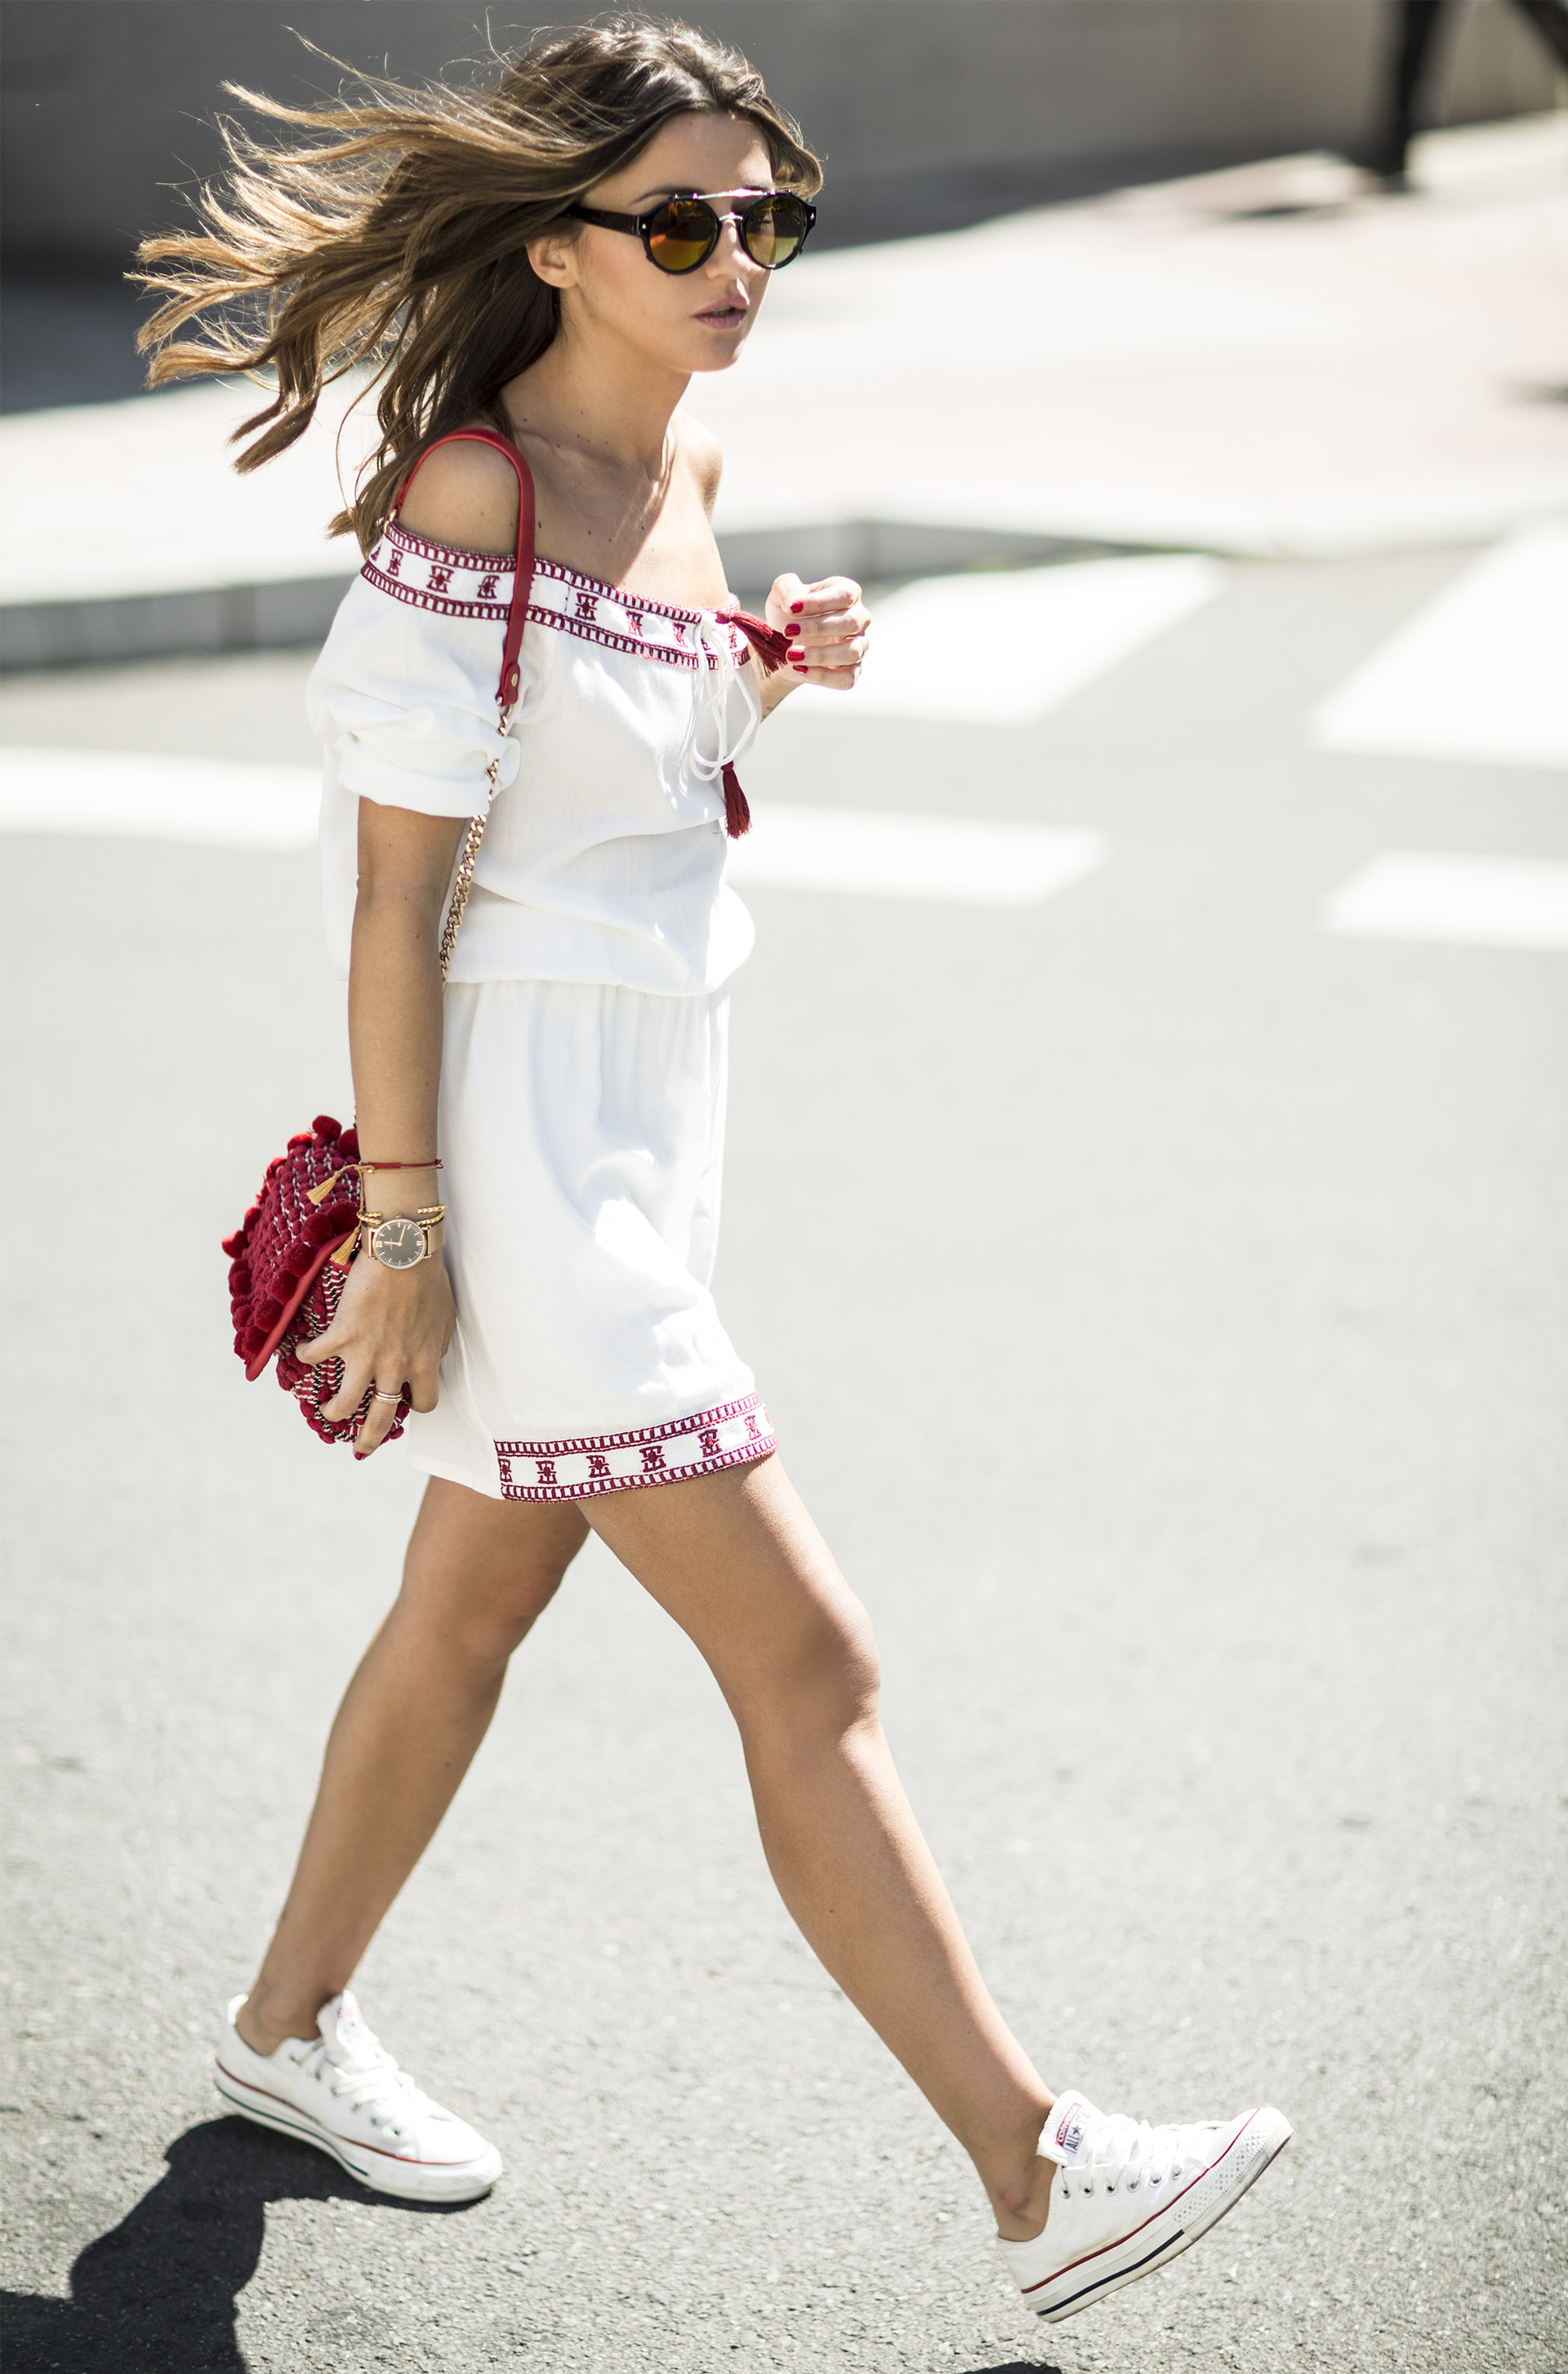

{"left": 296, "top": 1247, "right": 455, "bottom": 1459}
{"left": 765, "top": 572, "right": 869, "bottom": 695}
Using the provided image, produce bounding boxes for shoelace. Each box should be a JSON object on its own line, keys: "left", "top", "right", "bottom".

{"left": 1064, "top": 2113, "right": 1216, "bottom": 2199}
{"left": 289, "top": 2035, "right": 433, "bottom": 2138}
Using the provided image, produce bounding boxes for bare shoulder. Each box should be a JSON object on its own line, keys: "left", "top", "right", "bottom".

{"left": 675, "top": 410, "right": 724, "bottom": 519}
{"left": 396, "top": 433, "right": 520, "bottom": 555}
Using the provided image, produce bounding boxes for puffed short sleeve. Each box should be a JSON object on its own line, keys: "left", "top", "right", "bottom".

{"left": 306, "top": 576, "right": 523, "bottom": 817}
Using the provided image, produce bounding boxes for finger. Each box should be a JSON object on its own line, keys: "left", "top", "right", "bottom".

{"left": 786, "top": 609, "right": 869, "bottom": 656}
{"left": 790, "top": 659, "right": 865, "bottom": 691}
{"left": 788, "top": 618, "right": 862, "bottom": 652}
{"left": 795, "top": 577, "right": 862, "bottom": 613}
{"left": 321, "top": 1356, "right": 375, "bottom": 1424}
{"left": 787, "top": 639, "right": 867, "bottom": 679}
{"left": 353, "top": 1399, "right": 400, "bottom": 1459}
{"left": 294, "top": 1328, "right": 345, "bottom": 1367}
{"left": 352, "top": 1378, "right": 409, "bottom": 1457}
{"left": 790, "top": 626, "right": 867, "bottom": 660}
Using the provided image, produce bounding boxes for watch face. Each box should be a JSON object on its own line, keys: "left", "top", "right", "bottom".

{"left": 371, "top": 1216, "right": 425, "bottom": 1270}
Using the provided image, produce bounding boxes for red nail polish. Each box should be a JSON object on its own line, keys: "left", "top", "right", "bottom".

{"left": 792, "top": 663, "right": 808, "bottom": 674}
{"left": 785, "top": 623, "right": 801, "bottom": 637}
{"left": 791, "top": 602, "right": 804, "bottom": 614}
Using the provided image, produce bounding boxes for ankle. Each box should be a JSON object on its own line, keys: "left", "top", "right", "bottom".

{"left": 234, "top": 1985, "right": 327, "bottom": 2059}
{"left": 991, "top": 2152, "right": 1056, "bottom": 2243}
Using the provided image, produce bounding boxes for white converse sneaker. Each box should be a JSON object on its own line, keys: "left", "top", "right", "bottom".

{"left": 214, "top": 1990, "right": 503, "bottom": 2202}
{"left": 999, "top": 2088, "right": 1291, "bottom": 2323}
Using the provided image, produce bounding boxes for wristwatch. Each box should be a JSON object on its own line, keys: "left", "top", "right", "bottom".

{"left": 359, "top": 1206, "right": 446, "bottom": 1270}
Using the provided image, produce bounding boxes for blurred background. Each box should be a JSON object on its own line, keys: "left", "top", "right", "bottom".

{"left": 2, "top": 7, "right": 1566, "bottom": 2374}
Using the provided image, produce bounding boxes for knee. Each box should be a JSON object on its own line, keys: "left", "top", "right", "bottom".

{"left": 452, "top": 1567, "right": 568, "bottom": 1671}
{"left": 745, "top": 1592, "right": 882, "bottom": 1748}
{"left": 397, "top": 1553, "right": 572, "bottom": 1677}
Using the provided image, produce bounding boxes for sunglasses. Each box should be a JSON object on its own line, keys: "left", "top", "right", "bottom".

{"left": 568, "top": 188, "right": 816, "bottom": 275}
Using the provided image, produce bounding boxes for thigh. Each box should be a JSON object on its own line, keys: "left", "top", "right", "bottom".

{"left": 400, "top": 1477, "right": 590, "bottom": 1650}
{"left": 583, "top": 1455, "right": 876, "bottom": 1714}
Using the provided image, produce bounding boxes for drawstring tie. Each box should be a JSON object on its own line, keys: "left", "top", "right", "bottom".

{"left": 692, "top": 608, "right": 792, "bottom": 838}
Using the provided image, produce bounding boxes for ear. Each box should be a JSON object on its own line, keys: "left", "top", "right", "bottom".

{"left": 527, "top": 225, "right": 581, "bottom": 292}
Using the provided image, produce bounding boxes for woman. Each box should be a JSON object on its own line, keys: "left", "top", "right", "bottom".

{"left": 140, "top": 19, "right": 1289, "bottom": 2330}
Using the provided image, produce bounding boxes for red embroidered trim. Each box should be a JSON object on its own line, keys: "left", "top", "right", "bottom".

{"left": 378, "top": 522, "right": 516, "bottom": 573}
{"left": 494, "top": 1393, "right": 776, "bottom": 1503}
{"left": 361, "top": 526, "right": 751, "bottom": 673}
{"left": 374, "top": 524, "right": 710, "bottom": 625}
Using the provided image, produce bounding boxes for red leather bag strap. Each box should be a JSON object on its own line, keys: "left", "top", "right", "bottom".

{"left": 390, "top": 428, "right": 537, "bottom": 977}
{"left": 393, "top": 425, "right": 537, "bottom": 710}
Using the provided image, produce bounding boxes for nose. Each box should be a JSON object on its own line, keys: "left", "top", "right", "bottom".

{"left": 709, "top": 212, "right": 756, "bottom": 272}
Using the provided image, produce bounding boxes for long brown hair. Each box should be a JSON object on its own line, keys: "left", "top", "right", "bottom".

{"left": 134, "top": 17, "right": 821, "bottom": 549}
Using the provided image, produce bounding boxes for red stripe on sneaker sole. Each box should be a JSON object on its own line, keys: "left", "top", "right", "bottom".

{"left": 1021, "top": 2111, "right": 1264, "bottom": 2295}
{"left": 214, "top": 2058, "right": 488, "bottom": 2170}
{"left": 1038, "top": 2228, "right": 1187, "bottom": 2317}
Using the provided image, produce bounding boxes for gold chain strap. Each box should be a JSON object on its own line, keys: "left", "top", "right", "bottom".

{"left": 438, "top": 702, "right": 515, "bottom": 982}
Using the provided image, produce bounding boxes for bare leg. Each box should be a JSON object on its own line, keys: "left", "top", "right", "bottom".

{"left": 586, "top": 1454, "right": 1057, "bottom": 2240}
{"left": 237, "top": 1480, "right": 588, "bottom": 2056}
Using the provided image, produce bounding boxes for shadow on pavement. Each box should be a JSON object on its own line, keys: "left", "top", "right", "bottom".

{"left": 961, "top": 2360, "right": 1066, "bottom": 2373}
{"left": 0, "top": 2114, "right": 474, "bottom": 2372}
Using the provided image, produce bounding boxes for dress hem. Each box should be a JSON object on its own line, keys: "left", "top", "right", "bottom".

{"left": 495, "top": 1392, "right": 775, "bottom": 1503}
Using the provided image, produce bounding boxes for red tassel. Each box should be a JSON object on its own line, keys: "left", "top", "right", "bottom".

{"left": 715, "top": 607, "right": 791, "bottom": 676}
{"left": 721, "top": 763, "right": 751, "bottom": 840}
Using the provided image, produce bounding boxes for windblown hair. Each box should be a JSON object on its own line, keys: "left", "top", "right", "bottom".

{"left": 134, "top": 17, "right": 820, "bottom": 548}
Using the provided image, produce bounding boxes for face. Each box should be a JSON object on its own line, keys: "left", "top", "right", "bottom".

{"left": 528, "top": 111, "right": 782, "bottom": 376}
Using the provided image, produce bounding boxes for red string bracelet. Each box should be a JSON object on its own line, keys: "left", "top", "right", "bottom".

{"left": 358, "top": 1158, "right": 443, "bottom": 1171}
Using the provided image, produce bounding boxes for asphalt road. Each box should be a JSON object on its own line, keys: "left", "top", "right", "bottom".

{"left": 2, "top": 550, "right": 1566, "bottom": 2374}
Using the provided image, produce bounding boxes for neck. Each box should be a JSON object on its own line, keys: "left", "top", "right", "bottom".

{"left": 505, "top": 310, "right": 689, "bottom": 474}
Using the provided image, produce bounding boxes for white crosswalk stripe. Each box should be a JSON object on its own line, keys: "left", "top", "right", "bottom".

{"left": 1310, "top": 526, "right": 1568, "bottom": 772}
{"left": 1321, "top": 851, "right": 1568, "bottom": 951}
{"left": 777, "top": 555, "right": 1224, "bottom": 727}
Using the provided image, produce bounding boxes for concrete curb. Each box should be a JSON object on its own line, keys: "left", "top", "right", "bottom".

{"left": 0, "top": 521, "right": 1117, "bottom": 671}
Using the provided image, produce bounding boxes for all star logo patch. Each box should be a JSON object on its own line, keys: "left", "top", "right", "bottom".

{"left": 1054, "top": 2104, "right": 1087, "bottom": 2157}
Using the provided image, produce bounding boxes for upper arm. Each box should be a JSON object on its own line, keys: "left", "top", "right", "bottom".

{"left": 677, "top": 412, "right": 724, "bottom": 520}
{"left": 355, "top": 796, "right": 466, "bottom": 915}
{"left": 396, "top": 438, "right": 520, "bottom": 555}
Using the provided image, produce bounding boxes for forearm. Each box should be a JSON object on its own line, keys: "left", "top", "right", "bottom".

{"left": 348, "top": 804, "right": 464, "bottom": 1218}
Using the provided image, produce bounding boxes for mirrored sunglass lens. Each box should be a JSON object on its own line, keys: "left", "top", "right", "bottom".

{"left": 742, "top": 196, "right": 808, "bottom": 266}
{"left": 645, "top": 199, "right": 715, "bottom": 272}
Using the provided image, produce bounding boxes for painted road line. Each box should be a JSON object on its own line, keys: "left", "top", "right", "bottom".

{"left": 777, "top": 555, "right": 1225, "bottom": 728}
{"left": 729, "top": 805, "right": 1107, "bottom": 907}
{"left": 0, "top": 749, "right": 1107, "bottom": 909}
{"left": 1321, "top": 851, "right": 1568, "bottom": 951}
{"left": 1310, "top": 526, "right": 1568, "bottom": 772}
{"left": 0, "top": 747, "right": 321, "bottom": 849}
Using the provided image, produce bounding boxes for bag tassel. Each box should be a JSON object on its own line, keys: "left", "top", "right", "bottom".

{"left": 712, "top": 607, "right": 790, "bottom": 841}
{"left": 721, "top": 762, "right": 751, "bottom": 840}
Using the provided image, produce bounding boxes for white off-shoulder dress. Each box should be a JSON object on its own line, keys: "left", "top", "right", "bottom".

{"left": 306, "top": 515, "right": 776, "bottom": 1503}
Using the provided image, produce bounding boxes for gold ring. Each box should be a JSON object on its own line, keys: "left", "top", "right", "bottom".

{"left": 372, "top": 1389, "right": 401, "bottom": 1405}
